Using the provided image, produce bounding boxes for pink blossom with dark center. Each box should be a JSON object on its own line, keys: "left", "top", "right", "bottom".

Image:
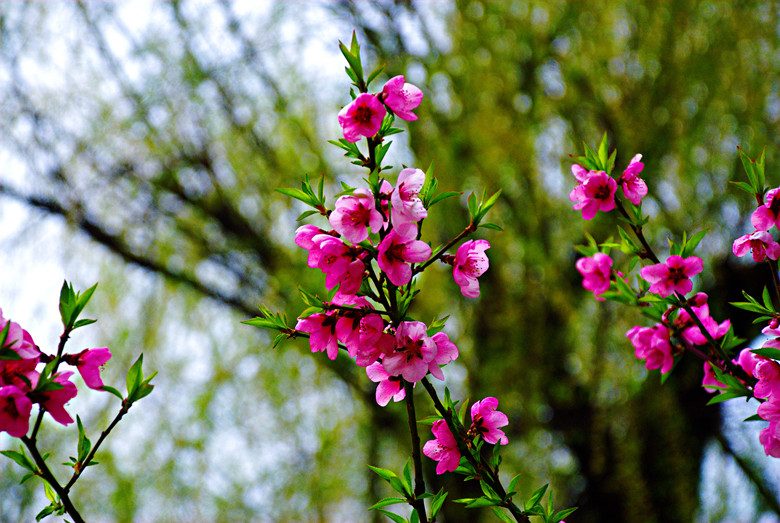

{"left": 569, "top": 170, "right": 617, "bottom": 220}
{"left": 355, "top": 314, "right": 395, "bottom": 367}
{"left": 329, "top": 188, "right": 384, "bottom": 244}
{"left": 377, "top": 230, "right": 431, "bottom": 286}
{"left": 366, "top": 362, "right": 405, "bottom": 406}
{"left": 453, "top": 240, "right": 490, "bottom": 298}
{"left": 333, "top": 295, "right": 372, "bottom": 358}
{"left": 296, "top": 312, "right": 340, "bottom": 360}
{"left": 423, "top": 419, "right": 461, "bottom": 474}
{"left": 0, "top": 309, "right": 40, "bottom": 360}
{"left": 732, "top": 230, "right": 780, "bottom": 262}
{"left": 314, "top": 235, "right": 365, "bottom": 295}
{"left": 390, "top": 168, "right": 428, "bottom": 233}
{"left": 380, "top": 76, "right": 423, "bottom": 121}
{"left": 760, "top": 421, "right": 780, "bottom": 457}
{"left": 626, "top": 324, "right": 675, "bottom": 374}
{"left": 0, "top": 385, "right": 32, "bottom": 437}
{"left": 737, "top": 347, "right": 765, "bottom": 377}
{"left": 470, "top": 397, "right": 509, "bottom": 445}
{"left": 752, "top": 187, "right": 780, "bottom": 231}
{"left": 617, "top": 154, "right": 648, "bottom": 205}
{"left": 639, "top": 255, "right": 703, "bottom": 297}
{"left": 294, "top": 225, "right": 336, "bottom": 268}
{"left": 758, "top": 397, "right": 780, "bottom": 422}
{"left": 337, "top": 93, "right": 386, "bottom": 143}
{"left": 575, "top": 253, "right": 613, "bottom": 297}
{"left": 382, "top": 321, "right": 436, "bottom": 382}
{"left": 74, "top": 347, "right": 112, "bottom": 390}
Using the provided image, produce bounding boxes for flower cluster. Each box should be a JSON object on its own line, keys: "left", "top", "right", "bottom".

{"left": 0, "top": 310, "right": 111, "bottom": 437}
{"left": 569, "top": 154, "right": 647, "bottom": 220}
{"left": 422, "top": 396, "right": 509, "bottom": 474}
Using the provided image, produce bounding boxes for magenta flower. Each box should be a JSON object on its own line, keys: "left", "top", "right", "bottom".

{"left": 569, "top": 170, "right": 617, "bottom": 220}
{"left": 355, "top": 314, "right": 395, "bottom": 367}
{"left": 676, "top": 303, "right": 730, "bottom": 346}
{"left": 337, "top": 93, "right": 386, "bottom": 143}
{"left": 329, "top": 188, "right": 384, "bottom": 244}
{"left": 470, "top": 397, "right": 509, "bottom": 445}
{"left": 626, "top": 324, "right": 675, "bottom": 374}
{"left": 366, "top": 362, "right": 405, "bottom": 406}
{"left": 0, "top": 385, "right": 32, "bottom": 437}
{"left": 390, "top": 168, "right": 428, "bottom": 233}
{"left": 377, "top": 230, "right": 431, "bottom": 286}
{"left": 752, "top": 187, "right": 780, "bottom": 231}
{"left": 36, "top": 372, "right": 78, "bottom": 426}
{"left": 428, "top": 332, "right": 459, "bottom": 380}
{"left": 0, "top": 309, "right": 40, "bottom": 360}
{"left": 702, "top": 363, "right": 725, "bottom": 393}
{"left": 296, "top": 312, "right": 340, "bottom": 360}
{"left": 639, "top": 255, "right": 703, "bottom": 297}
{"left": 758, "top": 397, "right": 780, "bottom": 422}
{"left": 760, "top": 421, "right": 780, "bottom": 458}
{"left": 453, "top": 240, "right": 490, "bottom": 298}
{"left": 423, "top": 419, "right": 461, "bottom": 474}
{"left": 295, "top": 225, "right": 335, "bottom": 268}
{"left": 737, "top": 347, "right": 765, "bottom": 378}
{"left": 754, "top": 360, "right": 780, "bottom": 399}
{"left": 575, "top": 253, "right": 613, "bottom": 297}
{"left": 617, "top": 154, "right": 648, "bottom": 205}
{"left": 314, "top": 236, "right": 365, "bottom": 295}
{"left": 732, "top": 230, "right": 780, "bottom": 262}
{"left": 382, "top": 321, "right": 436, "bottom": 382}
{"left": 381, "top": 75, "right": 423, "bottom": 121}
{"left": 73, "top": 348, "right": 112, "bottom": 390}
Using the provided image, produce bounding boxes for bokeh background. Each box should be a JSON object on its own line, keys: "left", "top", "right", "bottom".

{"left": 2, "top": 1, "right": 780, "bottom": 522}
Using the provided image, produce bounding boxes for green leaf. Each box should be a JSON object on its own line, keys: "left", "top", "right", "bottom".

{"left": 73, "top": 318, "right": 97, "bottom": 330}
{"left": 730, "top": 180, "right": 757, "bottom": 196}
{"left": 401, "top": 459, "right": 412, "bottom": 495}
{"left": 368, "top": 497, "right": 407, "bottom": 510}
{"left": 1, "top": 448, "right": 36, "bottom": 472}
{"left": 429, "top": 191, "right": 460, "bottom": 208}
{"left": 554, "top": 507, "right": 578, "bottom": 522}
{"left": 479, "top": 222, "right": 503, "bottom": 231}
{"left": 744, "top": 414, "right": 764, "bottom": 422}
{"left": 492, "top": 507, "right": 515, "bottom": 523}
{"left": 681, "top": 229, "right": 707, "bottom": 258}
{"left": 35, "top": 505, "right": 57, "bottom": 522}
{"left": 76, "top": 416, "right": 91, "bottom": 463}
{"left": 44, "top": 480, "right": 57, "bottom": 503}
{"left": 706, "top": 392, "right": 748, "bottom": 405}
{"left": 464, "top": 497, "right": 497, "bottom": 508}
{"left": 507, "top": 473, "right": 522, "bottom": 497}
{"left": 427, "top": 315, "right": 449, "bottom": 336}
{"left": 430, "top": 489, "right": 448, "bottom": 519}
{"left": 752, "top": 347, "right": 780, "bottom": 360}
{"left": 376, "top": 509, "right": 407, "bottom": 523}
{"left": 368, "top": 465, "right": 397, "bottom": 482}
{"left": 366, "top": 65, "right": 385, "bottom": 88}
{"left": 763, "top": 286, "right": 774, "bottom": 310}
{"left": 526, "top": 484, "right": 549, "bottom": 509}
{"left": 597, "top": 132, "right": 609, "bottom": 169}
{"left": 100, "top": 385, "right": 124, "bottom": 400}
{"left": 126, "top": 354, "right": 144, "bottom": 396}
{"left": 467, "top": 192, "right": 477, "bottom": 218}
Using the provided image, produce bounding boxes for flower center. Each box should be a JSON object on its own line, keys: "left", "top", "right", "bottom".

{"left": 354, "top": 105, "right": 374, "bottom": 125}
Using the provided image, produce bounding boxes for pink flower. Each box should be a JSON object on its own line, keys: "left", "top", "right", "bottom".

{"left": 758, "top": 397, "right": 780, "bottom": 422}
{"left": 377, "top": 230, "right": 431, "bottom": 286}
{"left": 0, "top": 309, "right": 40, "bottom": 360}
{"left": 626, "top": 324, "right": 675, "bottom": 374}
{"left": 314, "top": 236, "right": 365, "bottom": 295}
{"left": 338, "top": 93, "right": 386, "bottom": 143}
{"left": 738, "top": 348, "right": 765, "bottom": 377}
{"left": 380, "top": 75, "right": 423, "bottom": 121}
{"left": 470, "top": 397, "right": 509, "bottom": 445}
{"left": 453, "top": 240, "right": 490, "bottom": 298}
{"left": 35, "top": 372, "right": 78, "bottom": 426}
{"left": 366, "top": 362, "right": 405, "bottom": 406}
{"left": 329, "top": 188, "right": 384, "bottom": 244}
{"left": 73, "top": 348, "right": 112, "bottom": 389}
{"left": 333, "top": 295, "right": 372, "bottom": 358}
{"left": 732, "top": 230, "right": 780, "bottom": 262}
{"left": 355, "top": 314, "right": 395, "bottom": 367}
{"left": 760, "top": 421, "right": 780, "bottom": 457}
{"left": 617, "top": 154, "right": 648, "bottom": 205}
{"left": 569, "top": 170, "right": 617, "bottom": 220}
{"left": 676, "top": 303, "right": 730, "bottom": 346}
{"left": 423, "top": 419, "right": 461, "bottom": 474}
{"left": 575, "top": 253, "right": 613, "bottom": 297}
{"left": 390, "top": 168, "right": 428, "bottom": 233}
{"left": 296, "top": 312, "right": 340, "bottom": 360}
{"left": 428, "top": 332, "right": 459, "bottom": 380}
{"left": 0, "top": 385, "right": 32, "bottom": 437}
{"left": 702, "top": 363, "right": 725, "bottom": 393}
{"left": 751, "top": 187, "right": 780, "bottom": 231}
{"left": 754, "top": 360, "right": 780, "bottom": 399}
{"left": 639, "top": 255, "right": 703, "bottom": 297}
{"left": 295, "top": 225, "right": 334, "bottom": 268}
{"left": 382, "top": 321, "right": 436, "bottom": 382}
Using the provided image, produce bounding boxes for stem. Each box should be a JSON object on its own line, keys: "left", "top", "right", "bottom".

{"left": 420, "top": 379, "right": 530, "bottom": 522}
{"left": 21, "top": 436, "right": 85, "bottom": 523}
{"left": 404, "top": 381, "right": 428, "bottom": 523}
{"left": 65, "top": 401, "right": 130, "bottom": 491}
{"left": 614, "top": 199, "right": 660, "bottom": 264}
{"left": 30, "top": 325, "right": 73, "bottom": 441}
{"left": 414, "top": 222, "right": 477, "bottom": 275}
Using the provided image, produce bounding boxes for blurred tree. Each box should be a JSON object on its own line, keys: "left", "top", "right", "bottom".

{"left": 1, "top": 1, "right": 779, "bottom": 522}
